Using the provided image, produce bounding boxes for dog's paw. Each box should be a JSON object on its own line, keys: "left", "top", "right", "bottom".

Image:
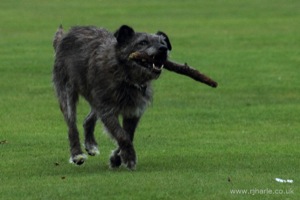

{"left": 120, "top": 148, "right": 136, "bottom": 170}
{"left": 84, "top": 144, "right": 100, "bottom": 156}
{"left": 109, "top": 153, "right": 122, "bottom": 169}
{"left": 125, "top": 160, "right": 136, "bottom": 170}
{"left": 69, "top": 154, "right": 87, "bottom": 165}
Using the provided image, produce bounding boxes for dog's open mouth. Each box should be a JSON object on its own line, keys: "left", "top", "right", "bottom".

{"left": 129, "top": 52, "right": 166, "bottom": 74}
{"left": 136, "top": 58, "right": 164, "bottom": 73}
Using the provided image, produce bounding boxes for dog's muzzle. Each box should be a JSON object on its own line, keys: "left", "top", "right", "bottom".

{"left": 129, "top": 48, "right": 168, "bottom": 74}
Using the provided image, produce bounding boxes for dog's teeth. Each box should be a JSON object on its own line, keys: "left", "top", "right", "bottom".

{"left": 152, "top": 63, "right": 162, "bottom": 71}
{"left": 161, "top": 64, "right": 164, "bottom": 69}
{"left": 152, "top": 63, "right": 157, "bottom": 69}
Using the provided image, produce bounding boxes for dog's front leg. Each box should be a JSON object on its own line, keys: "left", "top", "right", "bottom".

{"left": 123, "top": 117, "right": 140, "bottom": 142}
{"left": 101, "top": 114, "right": 136, "bottom": 170}
{"left": 109, "top": 116, "right": 140, "bottom": 169}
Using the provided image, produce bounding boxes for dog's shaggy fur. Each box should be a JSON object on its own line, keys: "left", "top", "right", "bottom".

{"left": 52, "top": 25, "right": 171, "bottom": 169}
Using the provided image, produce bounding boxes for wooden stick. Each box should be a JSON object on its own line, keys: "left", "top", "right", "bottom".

{"left": 129, "top": 52, "right": 218, "bottom": 88}
{"left": 164, "top": 61, "right": 218, "bottom": 88}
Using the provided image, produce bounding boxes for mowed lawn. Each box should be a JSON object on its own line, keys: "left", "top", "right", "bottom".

{"left": 0, "top": 0, "right": 299, "bottom": 199}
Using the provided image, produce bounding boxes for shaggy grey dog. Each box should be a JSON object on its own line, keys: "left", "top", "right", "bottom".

{"left": 52, "top": 25, "right": 171, "bottom": 169}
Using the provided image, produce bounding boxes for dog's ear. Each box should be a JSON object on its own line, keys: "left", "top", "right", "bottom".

{"left": 156, "top": 31, "right": 172, "bottom": 51}
{"left": 114, "top": 25, "right": 135, "bottom": 45}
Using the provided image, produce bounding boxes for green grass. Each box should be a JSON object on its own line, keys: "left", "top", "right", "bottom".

{"left": 1, "top": 0, "right": 299, "bottom": 199}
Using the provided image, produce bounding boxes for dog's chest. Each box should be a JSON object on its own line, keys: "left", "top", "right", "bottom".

{"left": 115, "top": 84, "right": 152, "bottom": 117}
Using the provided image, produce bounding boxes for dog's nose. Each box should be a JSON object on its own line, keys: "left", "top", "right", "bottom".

{"left": 158, "top": 46, "right": 168, "bottom": 53}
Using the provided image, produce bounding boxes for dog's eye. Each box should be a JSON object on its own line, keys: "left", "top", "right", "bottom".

{"left": 139, "top": 40, "right": 149, "bottom": 46}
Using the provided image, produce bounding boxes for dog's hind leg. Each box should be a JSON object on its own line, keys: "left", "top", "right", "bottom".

{"left": 83, "top": 109, "right": 99, "bottom": 156}
{"left": 109, "top": 116, "right": 140, "bottom": 169}
{"left": 57, "top": 85, "right": 87, "bottom": 165}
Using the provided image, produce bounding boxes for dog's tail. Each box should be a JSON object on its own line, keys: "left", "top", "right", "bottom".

{"left": 53, "top": 24, "right": 64, "bottom": 51}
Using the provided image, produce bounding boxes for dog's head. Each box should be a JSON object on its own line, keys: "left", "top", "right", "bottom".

{"left": 114, "top": 25, "right": 172, "bottom": 84}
